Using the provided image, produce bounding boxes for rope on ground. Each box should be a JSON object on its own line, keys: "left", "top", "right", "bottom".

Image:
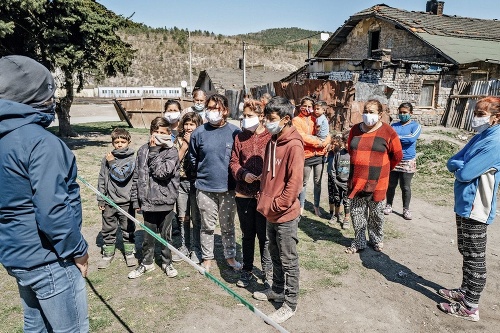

{"left": 77, "top": 175, "right": 289, "bottom": 333}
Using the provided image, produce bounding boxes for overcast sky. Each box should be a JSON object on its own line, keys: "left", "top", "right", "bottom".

{"left": 97, "top": 0, "right": 500, "bottom": 35}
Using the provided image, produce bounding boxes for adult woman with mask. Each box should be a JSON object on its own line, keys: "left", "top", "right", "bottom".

{"left": 384, "top": 102, "right": 421, "bottom": 220}
{"left": 292, "top": 96, "right": 330, "bottom": 216}
{"left": 189, "top": 94, "right": 242, "bottom": 272}
{"left": 230, "top": 99, "right": 273, "bottom": 288}
{"left": 438, "top": 97, "right": 500, "bottom": 322}
{"left": 345, "top": 99, "right": 402, "bottom": 254}
{"left": 182, "top": 88, "right": 207, "bottom": 122}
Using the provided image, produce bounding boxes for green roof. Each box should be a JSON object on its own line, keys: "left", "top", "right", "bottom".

{"left": 416, "top": 33, "right": 500, "bottom": 64}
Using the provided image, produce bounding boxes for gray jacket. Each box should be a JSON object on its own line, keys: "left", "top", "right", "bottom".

{"left": 131, "top": 143, "right": 180, "bottom": 212}
{"left": 97, "top": 147, "right": 135, "bottom": 206}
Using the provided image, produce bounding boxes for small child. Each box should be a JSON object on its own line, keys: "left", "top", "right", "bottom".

{"left": 314, "top": 100, "right": 329, "bottom": 141}
{"left": 327, "top": 130, "right": 351, "bottom": 229}
{"left": 128, "top": 117, "right": 180, "bottom": 279}
{"left": 97, "top": 128, "right": 137, "bottom": 269}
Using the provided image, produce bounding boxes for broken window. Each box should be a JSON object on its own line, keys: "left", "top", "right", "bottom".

{"left": 369, "top": 30, "right": 380, "bottom": 57}
{"left": 419, "top": 81, "right": 437, "bottom": 107}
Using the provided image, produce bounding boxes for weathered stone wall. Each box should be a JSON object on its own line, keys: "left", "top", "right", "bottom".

{"left": 329, "top": 18, "right": 443, "bottom": 63}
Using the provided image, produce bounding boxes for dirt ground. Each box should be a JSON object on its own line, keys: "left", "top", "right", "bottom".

{"left": 5, "top": 104, "right": 500, "bottom": 332}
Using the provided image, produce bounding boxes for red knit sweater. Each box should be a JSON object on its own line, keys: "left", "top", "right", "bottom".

{"left": 347, "top": 122, "right": 403, "bottom": 202}
{"left": 229, "top": 129, "right": 271, "bottom": 197}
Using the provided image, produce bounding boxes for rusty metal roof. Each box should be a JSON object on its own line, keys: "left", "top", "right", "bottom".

{"left": 315, "top": 4, "right": 500, "bottom": 64}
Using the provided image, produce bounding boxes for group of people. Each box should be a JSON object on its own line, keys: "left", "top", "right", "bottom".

{"left": 1, "top": 55, "right": 499, "bottom": 332}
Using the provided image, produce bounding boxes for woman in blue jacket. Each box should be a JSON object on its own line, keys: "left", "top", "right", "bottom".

{"left": 438, "top": 96, "right": 500, "bottom": 322}
{"left": 384, "top": 102, "right": 421, "bottom": 220}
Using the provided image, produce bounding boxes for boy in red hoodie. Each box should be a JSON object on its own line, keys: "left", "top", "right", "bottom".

{"left": 253, "top": 97, "right": 304, "bottom": 324}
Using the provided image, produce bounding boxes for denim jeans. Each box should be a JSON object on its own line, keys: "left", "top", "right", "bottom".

{"left": 7, "top": 260, "right": 89, "bottom": 333}
{"left": 267, "top": 215, "right": 300, "bottom": 311}
{"left": 299, "top": 162, "right": 324, "bottom": 208}
{"left": 386, "top": 171, "right": 414, "bottom": 209}
{"left": 235, "top": 197, "right": 272, "bottom": 273}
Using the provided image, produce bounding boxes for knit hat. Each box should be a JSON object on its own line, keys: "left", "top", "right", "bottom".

{"left": 0, "top": 55, "right": 55, "bottom": 107}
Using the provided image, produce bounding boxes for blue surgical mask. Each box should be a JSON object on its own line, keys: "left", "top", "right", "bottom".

{"left": 194, "top": 103, "right": 204, "bottom": 111}
{"left": 398, "top": 114, "right": 411, "bottom": 123}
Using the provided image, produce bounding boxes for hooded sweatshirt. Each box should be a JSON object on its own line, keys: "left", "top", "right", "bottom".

{"left": 0, "top": 100, "right": 88, "bottom": 269}
{"left": 97, "top": 147, "right": 136, "bottom": 206}
{"left": 256, "top": 126, "right": 304, "bottom": 223}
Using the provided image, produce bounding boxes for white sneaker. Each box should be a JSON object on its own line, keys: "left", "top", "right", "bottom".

{"left": 128, "top": 263, "right": 155, "bottom": 279}
{"left": 162, "top": 264, "right": 178, "bottom": 278}
{"left": 383, "top": 204, "right": 392, "bottom": 215}
{"left": 267, "top": 303, "right": 296, "bottom": 324}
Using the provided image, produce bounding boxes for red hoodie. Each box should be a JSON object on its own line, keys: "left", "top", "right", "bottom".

{"left": 257, "top": 126, "right": 304, "bottom": 223}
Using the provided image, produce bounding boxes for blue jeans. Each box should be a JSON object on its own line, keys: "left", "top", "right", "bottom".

{"left": 7, "top": 260, "right": 89, "bottom": 333}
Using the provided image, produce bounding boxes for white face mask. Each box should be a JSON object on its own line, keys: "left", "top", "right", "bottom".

{"left": 194, "top": 103, "right": 204, "bottom": 111}
{"left": 265, "top": 119, "right": 284, "bottom": 135}
{"left": 471, "top": 116, "right": 491, "bottom": 133}
{"left": 205, "top": 110, "right": 222, "bottom": 125}
{"left": 241, "top": 116, "right": 260, "bottom": 131}
{"left": 362, "top": 113, "right": 379, "bottom": 127}
{"left": 164, "top": 111, "right": 180, "bottom": 123}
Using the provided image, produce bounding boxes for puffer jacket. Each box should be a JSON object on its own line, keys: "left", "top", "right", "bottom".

{"left": 130, "top": 142, "right": 180, "bottom": 212}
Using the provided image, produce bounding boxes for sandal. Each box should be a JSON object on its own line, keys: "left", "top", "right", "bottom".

{"left": 344, "top": 246, "right": 359, "bottom": 254}
{"left": 373, "top": 243, "right": 384, "bottom": 252}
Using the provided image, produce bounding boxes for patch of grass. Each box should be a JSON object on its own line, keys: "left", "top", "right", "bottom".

{"left": 413, "top": 139, "right": 460, "bottom": 206}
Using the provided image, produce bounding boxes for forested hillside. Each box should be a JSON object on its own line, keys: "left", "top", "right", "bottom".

{"left": 100, "top": 24, "right": 328, "bottom": 87}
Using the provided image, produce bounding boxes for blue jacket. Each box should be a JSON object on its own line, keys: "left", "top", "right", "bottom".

{"left": 0, "top": 100, "right": 88, "bottom": 269}
{"left": 447, "top": 125, "right": 500, "bottom": 225}
{"left": 391, "top": 120, "right": 421, "bottom": 160}
{"left": 189, "top": 122, "right": 241, "bottom": 192}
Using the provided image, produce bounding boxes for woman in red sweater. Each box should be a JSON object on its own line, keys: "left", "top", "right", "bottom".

{"left": 230, "top": 99, "right": 273, "bottom": 288}
{"left": 345, "top": 99, "right": 403, "bottom": 254}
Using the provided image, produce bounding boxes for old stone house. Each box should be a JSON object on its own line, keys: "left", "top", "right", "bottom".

{"left": 286, "top": 1, "right": 500, "bottom": 127}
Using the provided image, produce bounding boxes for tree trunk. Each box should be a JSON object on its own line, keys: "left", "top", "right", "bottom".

{"left": 56, "top": 77, "right": 78, "bottom": 137}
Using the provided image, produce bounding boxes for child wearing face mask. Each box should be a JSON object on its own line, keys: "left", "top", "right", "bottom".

{"left": 164, "top": 99, "right": 182, "bottom": 141}
{"left": 384, "top": 102, "right": 421, "bottom": 220}
{"left": 230, "top": 99, "right": 273, "bottom": 288}
{"left": 128, "top": 117, "right": 180, "bottom": 279}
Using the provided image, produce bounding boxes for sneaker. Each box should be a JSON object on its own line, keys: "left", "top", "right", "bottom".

{"left": 438, "top": 301, "right": 479, "bottom": 322}
{"left": 162, "top": 263, "right": 178, "bottom": 278}
{"left": 328, "top": 214, "right": 338, "bottom": 225}
{"left": 403, "top": 208, "right": 412, "bottom": 220}
{"left": 253, "top": 288, "right": 285, "bottom": 302}
{"left": 227, "top": 260, "right": 242, "bottom": 271}
{"left": 383, "top": 204, "right": 392, "bottom": 215}
{"left": 236, "top": 270, "right": 253, "bottom": 288}
{"left": 189, "top": 251, "right": 201, "bottom": 264}
{"left": 267, "top": 303, "right": 296, "bottom": 324}
{"left": 128, "top": 263, "right": 155, "bottom": 279}
{"left": 172, "top": 246, "right": 189, "bottom": 262}
{"left": 438, "top": 288, "right": 465, "bottom": 302}
{"left": 124, "top": 254, "right": 138, "bottom": 267}
{"left": 97, "top": 254, "right": 114, "bottom": 269}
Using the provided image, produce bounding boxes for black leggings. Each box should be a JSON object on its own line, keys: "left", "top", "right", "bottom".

{"left": 386, "top": 171, "right": 414, "bottom": 209}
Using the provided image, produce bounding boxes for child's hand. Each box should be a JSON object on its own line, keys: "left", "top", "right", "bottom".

{"left": 149, "top": 135, "right": 157, "bottom": 147}
{"left": 98, "top": 204, "right": 105, "bottom": 211}
{"left": 244, "top": 172, "right": 259, "bottom": 183}
{"left": 183, "top": 132, "right": 192, "bottom": 143}
{"left": 106, "top": 152, "right": 114, "bottom": 162}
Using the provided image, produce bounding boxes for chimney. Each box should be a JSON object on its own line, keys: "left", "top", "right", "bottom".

{"left": 426, "top": 1, "right": 445, "bottom": 15}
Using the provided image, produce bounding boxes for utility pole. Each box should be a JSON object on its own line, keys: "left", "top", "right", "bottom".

{"left": 189, "top": 30, "right": 193, "bottom": 97}
{"left": 242, "top": 41, "right": 247, "bottom": 94}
